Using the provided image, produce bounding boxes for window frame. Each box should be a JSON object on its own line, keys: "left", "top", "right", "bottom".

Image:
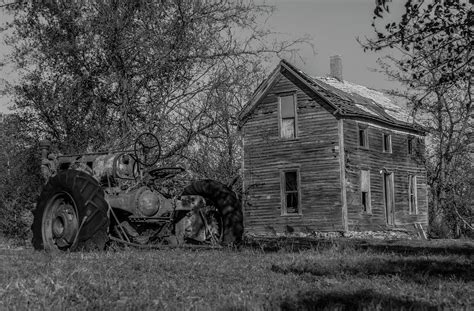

{"left": 382, "top": 133, "right": 392, "bottom": 153}
{"left": 407, "top": 136, "right": 414, "bottom": 155}
{"left": 279, "top": 168, "right": 302, "bottom": 216}
{"left": 278, "top": 93, "right": 298, "bottom": 139}
{"left": 408, "top": 174, "right": 418, "bottom": 214}
{"left": 358, "top": 124, "right": 369, "bottom": 148}
{"left": 383, "top": 171, "right": 395, "bottom": 225}
{"left": 360, "top": 169, "right": 372, "bottom": 214}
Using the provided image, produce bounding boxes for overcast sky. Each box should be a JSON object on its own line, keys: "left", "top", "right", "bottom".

{"left": 0, "top": 0, "right": 405, "bottom": 114}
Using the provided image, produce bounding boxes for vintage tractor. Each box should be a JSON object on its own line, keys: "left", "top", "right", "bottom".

{"left": 33, "top": 133, "right": 243, "bottom": 251}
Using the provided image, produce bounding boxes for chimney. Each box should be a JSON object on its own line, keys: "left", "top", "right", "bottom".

{"left": 330, "top": 55, "right": 343, "bottom": 81}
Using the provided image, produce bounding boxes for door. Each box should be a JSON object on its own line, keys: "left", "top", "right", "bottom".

{"left": 383, "top": 172, "right": 394, "bottom": 225}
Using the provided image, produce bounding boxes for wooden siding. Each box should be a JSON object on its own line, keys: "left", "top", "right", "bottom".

{"left": 242, "top": 71, "right": 343, "bottom": 235}
{"left": 342, "top": 119, "right": 429, "bottom": 231}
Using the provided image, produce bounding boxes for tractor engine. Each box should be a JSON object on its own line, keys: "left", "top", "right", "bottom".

{"left": 93, "top": 153, "right": 138, "bottom": 182}
{"left": 107, "top": 187, "right": 163, "bottom": 217}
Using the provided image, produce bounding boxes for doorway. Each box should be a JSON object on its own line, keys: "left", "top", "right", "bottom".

{"left": 383, "top": 172, "right": 394, "bottom": 225}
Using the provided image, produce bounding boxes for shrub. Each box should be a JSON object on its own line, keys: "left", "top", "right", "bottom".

{"left": 0, "top": 116, "right": 42, "bottom": 239}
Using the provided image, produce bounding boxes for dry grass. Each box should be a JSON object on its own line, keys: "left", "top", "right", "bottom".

{"left": 0, "top": 241, "right": 472, "bottom": 310}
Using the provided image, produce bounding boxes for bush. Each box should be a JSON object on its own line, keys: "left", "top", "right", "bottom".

{"left": 0, "top": 199, "right": 34, "bottom": 240}
{"left": 0, "top": 115, "right": 43, "bottom": 239}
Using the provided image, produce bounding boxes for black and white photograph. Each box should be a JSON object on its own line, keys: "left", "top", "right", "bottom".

{"left": 0, "top": 0, "right": 472, "bottom": 310}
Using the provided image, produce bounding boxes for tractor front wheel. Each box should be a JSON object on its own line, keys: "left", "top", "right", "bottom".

{"left": 32, "top": 170, "right": 109, "bottom": 251}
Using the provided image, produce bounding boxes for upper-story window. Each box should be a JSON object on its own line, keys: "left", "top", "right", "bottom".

{"left": 358, "top": 124, "right": 368, "bottom": 148}
{"left": 279, "top": 94, "right": 297, "bottom": 139}
{"left": 383, "top": 133, "right": 392, "bottom": 153}
{"left": 407, "top": 137, "right": 414, "bottom": 155}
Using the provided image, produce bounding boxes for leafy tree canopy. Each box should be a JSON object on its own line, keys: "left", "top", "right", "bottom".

{"left": 2, "top": 0, "right": 308, "bottom": 158}
{"left": 363, "top": 0, "right": 472, "bottom": 90}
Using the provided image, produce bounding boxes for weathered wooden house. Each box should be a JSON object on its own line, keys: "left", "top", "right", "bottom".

{"left": 238, "top": 57, "right": 428, "bottom": 235}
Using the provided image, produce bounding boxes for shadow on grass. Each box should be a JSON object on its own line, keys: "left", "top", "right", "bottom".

{"left": 271, "top": 257, "right": 474, "bottom": 283}
{"left": 244, "top": 236, "right": 474, "bottom": 256}
{"left": 244, "top": 237, "right": 339, "bottom": 253}
{"left": 355, "top": 240, "right": 474, "bottom": 257}
{"left": 277, "top": 289, "right": 439, "bottom": 311}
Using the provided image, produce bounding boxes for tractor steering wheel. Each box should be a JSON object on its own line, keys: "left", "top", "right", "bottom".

{"left": 133, "top": 132, "right": 161, "bottom": 167}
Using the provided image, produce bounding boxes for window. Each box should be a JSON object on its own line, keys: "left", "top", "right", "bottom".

{"left": 384, "top": 172, "right": 395, "bottom": 225}
{"left": 360, "top": 170, "right": 371, "bottom": 213}
{"left": 279, "top": 94, "right": 296, "bottom": 139}
{"left": 281, "top": 170, "right": 300, "bottom": 214}
{"left": 408, "top": 175, "right": 418, "bottom": 214}
{"left": 383, "top": 133, "right": 392, "bottom": 152}
{"left": 407, "top": 137, "right": 413, "bottom": 155}
{"left": 358, "top": 125, "right": 368, "bottom": 148}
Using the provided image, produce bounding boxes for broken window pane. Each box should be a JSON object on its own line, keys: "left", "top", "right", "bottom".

{"left": 285, "top": 171, "right": 297, "bottom": 191}
{"left": 284, "top": 171, "right": 299, "bottom": 214}
{"left": 359, "top": 128, "right": 367, "bottom": 147}
{"left": 407, "top": 137, "right": 413, "bottom": 154}
{"left": 360, "top": 170, "right": 371, "bottom": 213}
{"left": 361, "top": 192, "right": 368, "bottom": 212}
{"left": 286, "top": 193, "right": 298, "bottom": 212}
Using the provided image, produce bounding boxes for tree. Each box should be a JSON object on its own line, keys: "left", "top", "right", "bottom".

{"left": 364, "top": 0, "right": 472, "bottom": 90}
{"left": 3, "top": 0, "right": 309, "bottom": 173}
{"left": 361, "top": 0, "right": 473, "bottom": 237}
{"left": 0, "top": 2, "right": 311, "bottom": 241}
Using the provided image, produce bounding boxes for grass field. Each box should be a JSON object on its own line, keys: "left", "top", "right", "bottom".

{"left": 0, "top": 239, "right": 473, "bottom": 310}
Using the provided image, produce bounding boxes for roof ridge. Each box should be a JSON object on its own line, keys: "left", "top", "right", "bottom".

{"left": 281, "top": 60, "right": 354, "bottom": 111}
{"left": 239, "top": 59, "right": 422, "bottom": 133}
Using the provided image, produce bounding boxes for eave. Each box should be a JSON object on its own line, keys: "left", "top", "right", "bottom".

{"left": 238, "top": 59, "right": 424, "bottom": 135}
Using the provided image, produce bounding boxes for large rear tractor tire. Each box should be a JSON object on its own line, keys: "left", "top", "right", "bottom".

{"left": 181, "top": 180, "right": 243, "bottom": 245}
{"left": 32, "top": 170, "right": 109, "bottom": 251}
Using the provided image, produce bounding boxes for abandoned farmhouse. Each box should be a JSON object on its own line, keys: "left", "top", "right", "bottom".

{"left": 238, "top": 57, "right": 428, "bottom": 235}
